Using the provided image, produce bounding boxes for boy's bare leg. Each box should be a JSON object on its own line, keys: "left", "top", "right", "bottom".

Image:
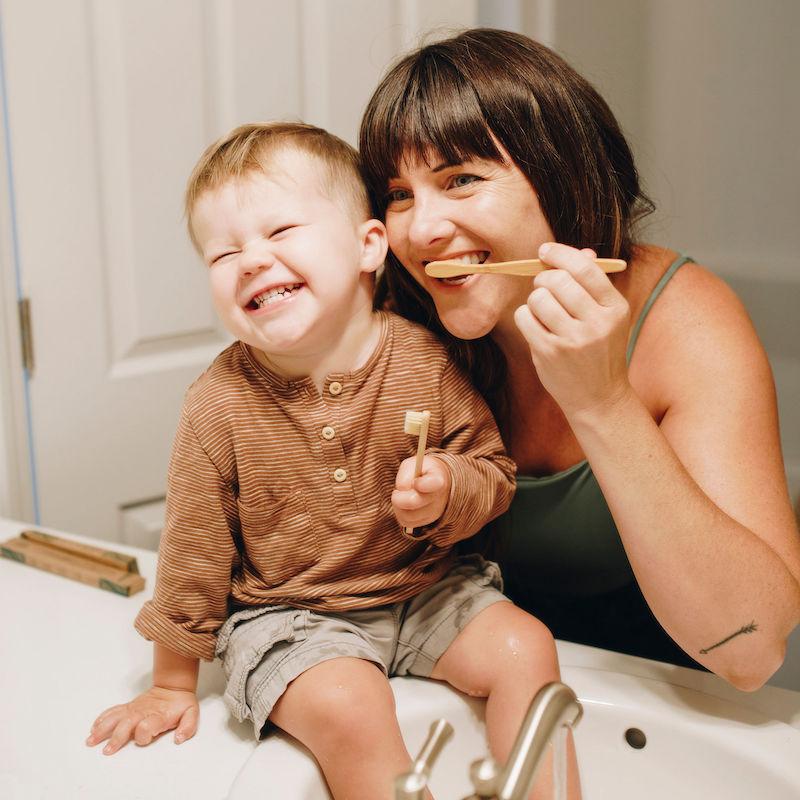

{"left": 430, "top": 602, "right": 582, "bottom": 800}
{"left": 270, "top": 657, "right": 432, "bottom": 800}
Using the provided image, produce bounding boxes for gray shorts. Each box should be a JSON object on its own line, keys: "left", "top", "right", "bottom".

{"left": 215, "top": 554, "right": 507, "bottom": 737}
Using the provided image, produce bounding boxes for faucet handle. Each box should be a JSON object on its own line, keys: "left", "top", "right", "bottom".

{"left": 463, "top": 756, "right": 501, "bottom": 799}
{"left": 394, "top": 719, "right": 454, "bottom": 800}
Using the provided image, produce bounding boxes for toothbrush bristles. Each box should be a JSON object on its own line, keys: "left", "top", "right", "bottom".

{"left": 404, "top": 411, "right": 428, "bottom": 435}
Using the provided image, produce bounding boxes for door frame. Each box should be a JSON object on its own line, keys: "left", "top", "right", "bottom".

{"left": 0, "top": 8, "right": 35, "bottom": 523}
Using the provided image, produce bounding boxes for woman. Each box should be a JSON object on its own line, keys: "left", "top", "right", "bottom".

{"left": 359, "top": 28, "right": 800, "bottom": 688}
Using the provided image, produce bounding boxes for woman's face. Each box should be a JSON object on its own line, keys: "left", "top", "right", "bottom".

{"left": 384, "top": 148, "right": 555, "bottom": 340}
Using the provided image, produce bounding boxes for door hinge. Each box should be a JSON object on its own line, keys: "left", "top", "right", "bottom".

{"left": 18, "top": 297, "right": 34, "bottom": 374}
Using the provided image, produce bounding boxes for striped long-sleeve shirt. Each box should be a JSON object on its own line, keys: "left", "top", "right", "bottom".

{"left": 134, "top": 312, "right": 516, "bottom": 660}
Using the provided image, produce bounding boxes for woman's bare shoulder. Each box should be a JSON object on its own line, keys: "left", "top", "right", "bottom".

{"left": 624, "top": 245, "right": 743, "bottom": 319}
{"left": 625, "top": 245, "right": 771, "bottom": 412}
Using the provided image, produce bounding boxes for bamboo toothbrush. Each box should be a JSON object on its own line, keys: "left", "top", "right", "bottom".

{"left": 403, "top": 410, "right": 431, "bottom": 536}
{"left": 424, "top": 257, "right": 626, "bottom": 278}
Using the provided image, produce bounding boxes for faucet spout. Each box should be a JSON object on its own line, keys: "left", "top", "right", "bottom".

{"left": 494, "top": 681, "right": 582, "bottom": 800}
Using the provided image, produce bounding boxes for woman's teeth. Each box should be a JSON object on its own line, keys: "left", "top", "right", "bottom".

{"left": 452, "top": 253, "right": 487, "bottom": 266}
{"left": 436, "top": 252, "right": 488, "bottom": 284}
{"left": 252, "top": 283, "right": 303, "bottom": 308}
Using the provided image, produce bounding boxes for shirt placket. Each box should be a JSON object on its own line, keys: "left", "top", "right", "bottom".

{"left": 304, "top": 377, "right": 356, "bottom": 514}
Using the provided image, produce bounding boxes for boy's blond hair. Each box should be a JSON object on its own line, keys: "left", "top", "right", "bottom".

{"left": 185, "top": 122, "right": 371, "bottom": 251}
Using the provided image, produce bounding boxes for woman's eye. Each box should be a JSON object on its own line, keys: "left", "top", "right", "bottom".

{"left": 450, "top": 173, "right": 481, "bottom": 188}
{"left": 386, "top": 187, "right": 412, "bottom": 204}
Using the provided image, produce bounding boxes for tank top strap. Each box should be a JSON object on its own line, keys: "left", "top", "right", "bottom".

{"left": 625, "top": 253, "right": 695, "bottom": 364}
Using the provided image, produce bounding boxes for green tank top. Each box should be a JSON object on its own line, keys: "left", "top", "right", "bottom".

{"left": 496, "top": 254, "right": 694, "bottom": 599}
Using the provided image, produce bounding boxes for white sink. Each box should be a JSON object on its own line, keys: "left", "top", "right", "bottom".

{"left": 227, "top": 664, "right": 800, "bottom": 799}
{"left": 4, "top": 520, "right": 796, "bottom": 800}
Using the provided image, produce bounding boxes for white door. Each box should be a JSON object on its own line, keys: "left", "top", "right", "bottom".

{"left": 0, "top": 0, "right": 477, "bottom": 546}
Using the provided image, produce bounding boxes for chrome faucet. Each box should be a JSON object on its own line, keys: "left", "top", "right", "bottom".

{"left": 393, "top": 681, "right": 582, "bottom": 800}
{"left": 465, "top": 681, "right": 583, "bottom": 799}
{"left": 394, "top": 719, "right": 454, "bottom": 800}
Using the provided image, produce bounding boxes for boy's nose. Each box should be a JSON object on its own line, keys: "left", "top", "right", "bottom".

{"left": 239, "top": 242, "right": 275, "bottom": 275}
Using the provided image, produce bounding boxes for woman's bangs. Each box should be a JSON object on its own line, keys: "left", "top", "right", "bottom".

{"left": 361, "top": 59, "right": 503, "bottom": 208}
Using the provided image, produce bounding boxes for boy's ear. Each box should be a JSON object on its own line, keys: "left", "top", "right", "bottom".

{"left": 357, "top": 218, "right": 388, "bottom": 274}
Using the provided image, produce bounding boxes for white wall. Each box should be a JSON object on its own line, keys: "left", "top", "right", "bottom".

{"left": 520, "top": 0, "right": 800, "bottom": 692}
{"left": 642, "top": 0, "right": 800, "bottom": 508}
{"left": 546, "top": 0, "right": 800, "bottom": 506}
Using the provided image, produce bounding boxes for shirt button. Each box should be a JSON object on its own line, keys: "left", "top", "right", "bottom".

{"left": 321, "top": 426, "right": 335, "bottom": 440}
{"left": 328, "top": 381, "right": 343, "bottom": 396}
{"left": 333, "top": 468, "right": 347, "bottom": 482}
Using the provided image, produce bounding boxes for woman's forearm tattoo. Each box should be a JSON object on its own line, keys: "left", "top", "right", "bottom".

{"left": 699, "top": 621, "right": 758, "bottom": 655}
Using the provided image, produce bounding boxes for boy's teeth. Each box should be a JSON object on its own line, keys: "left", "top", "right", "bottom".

{"left": 253, "top": 283, "right": 302, "bottom": 307}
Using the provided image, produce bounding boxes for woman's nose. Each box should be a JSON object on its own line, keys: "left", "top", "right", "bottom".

{"left": 406, "top": 196, "right": 455, "bottom": 250}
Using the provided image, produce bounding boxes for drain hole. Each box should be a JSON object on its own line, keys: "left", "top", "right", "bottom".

{"left": 624, "top": 728, "right": 647, "bottom": 749}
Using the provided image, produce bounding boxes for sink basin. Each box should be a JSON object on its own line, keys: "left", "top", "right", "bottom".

{"left": 226, "top": 664, "right": 800, "bottom": 799}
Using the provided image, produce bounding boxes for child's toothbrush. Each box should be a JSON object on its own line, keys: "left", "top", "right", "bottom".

{"left": 402, "top": 410, "right": 431, "bottom": 536}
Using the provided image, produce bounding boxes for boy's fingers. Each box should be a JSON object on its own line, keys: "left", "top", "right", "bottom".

{"left": 394, "top": 457, "right": 419, "bottom": 491}
{"left": 134, "top": 712, "right": 170, "bottom": 746}
{"left": 174, "top": 704, "right": 199, "bottom": 744}
{"left": 103, "top": 715, "right": 139, "bottom": 755}
{"left": 414, "top": 471, "right": 446, "bottom": 495}
{"left": 87, "top": 707, "right": 126, "bottom": 745}
{"left": 391, "top": 487, "right": 425, "bottom": 511}
{"left": 396, "top": 507, "right": 431, "bottom": 528}
{"left": 92, "top": 704, "right": 124, "bottom": 728}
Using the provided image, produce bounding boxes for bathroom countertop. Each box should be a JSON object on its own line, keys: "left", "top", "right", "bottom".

{"left": 2, "top": 518, "right": 798, "bottom": 800}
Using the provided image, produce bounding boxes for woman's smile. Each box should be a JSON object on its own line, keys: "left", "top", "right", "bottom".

{"left": 386, "top": 152, "right": 554, "bottom": 338}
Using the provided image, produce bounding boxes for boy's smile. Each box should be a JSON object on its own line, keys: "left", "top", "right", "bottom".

{"left": 247, "top": 281, "right": 305, "bottom": 311}
{"left": 191, "top": 149, "right": 387, "bottom": 381}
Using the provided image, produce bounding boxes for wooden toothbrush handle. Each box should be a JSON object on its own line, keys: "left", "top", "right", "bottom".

{"left": 425, "top": 257, "right": 627, "bottom": 278}
{"left": 404, "top": 413, "right": 431, "bottom": 537}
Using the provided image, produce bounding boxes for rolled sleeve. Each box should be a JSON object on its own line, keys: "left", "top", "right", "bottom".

{"left": 134, "top": 409, "right": 239, "bottom": 661}
{"left": 134, "top": 601, "right": 218, "bottom": 661}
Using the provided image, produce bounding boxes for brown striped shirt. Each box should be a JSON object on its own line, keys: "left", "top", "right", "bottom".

{"left": 135, "top": 312, "right": 515, "bottom": 660}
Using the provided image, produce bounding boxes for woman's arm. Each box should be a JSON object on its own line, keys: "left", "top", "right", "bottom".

{"left": 515, "top": 244, "right": 800, "bottom": 689}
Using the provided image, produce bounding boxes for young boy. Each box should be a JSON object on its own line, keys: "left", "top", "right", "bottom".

{"left": 86, "top": 123, "right": 564, "bottom": 799}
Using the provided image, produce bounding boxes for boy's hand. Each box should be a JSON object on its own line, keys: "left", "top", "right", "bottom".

{"left": 86, "top": 686, "right": 199, "bottom": 755}
{"left": 392, "top": 454, "right": 451, "bottom": 530}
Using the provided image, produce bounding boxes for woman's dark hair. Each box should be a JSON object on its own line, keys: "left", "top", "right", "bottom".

{"left": 359, "top": 28, "right": 654, "bottom": 420}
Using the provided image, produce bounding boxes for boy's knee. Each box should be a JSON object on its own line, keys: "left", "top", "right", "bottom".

{"left": 274, "top": 658, "right": 395, "bottom": 746}
{"left": 498, "top": 609, "right": 559, "bottom": 681}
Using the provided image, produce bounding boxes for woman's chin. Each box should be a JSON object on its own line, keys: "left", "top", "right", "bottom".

{"left": 437, "top": 308, "right": 497, "bottom": 341}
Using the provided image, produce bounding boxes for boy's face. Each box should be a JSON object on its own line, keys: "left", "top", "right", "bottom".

{"left": 192, "top": 149, "right": 385, "bottom": 361}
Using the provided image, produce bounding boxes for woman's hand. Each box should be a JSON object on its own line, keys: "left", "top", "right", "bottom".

{"left": 392, "top": 455, "right": 452, "bottom": 529}
{"left": 513, "top": 242, "right": 632, "bottom": 417}
{"left": 86, "top": 686, "right": 199, "bottom": 755}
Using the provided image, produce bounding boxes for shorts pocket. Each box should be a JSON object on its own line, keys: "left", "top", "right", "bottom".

{"left": 455, "top": 553, "right": 504, "bottom": 592}
{"left": 238, "top": 490, "right": 318, "bottom": 587}
{"left": 219, "top": 607, "right": 307, "bottom": 722}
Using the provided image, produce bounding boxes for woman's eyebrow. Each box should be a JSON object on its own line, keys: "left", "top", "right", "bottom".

{"left": 431, "top": 160, "right": 461, "bottom": 172}
{"left": 386, "top": 158, "right": 464, "bottom": 181}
